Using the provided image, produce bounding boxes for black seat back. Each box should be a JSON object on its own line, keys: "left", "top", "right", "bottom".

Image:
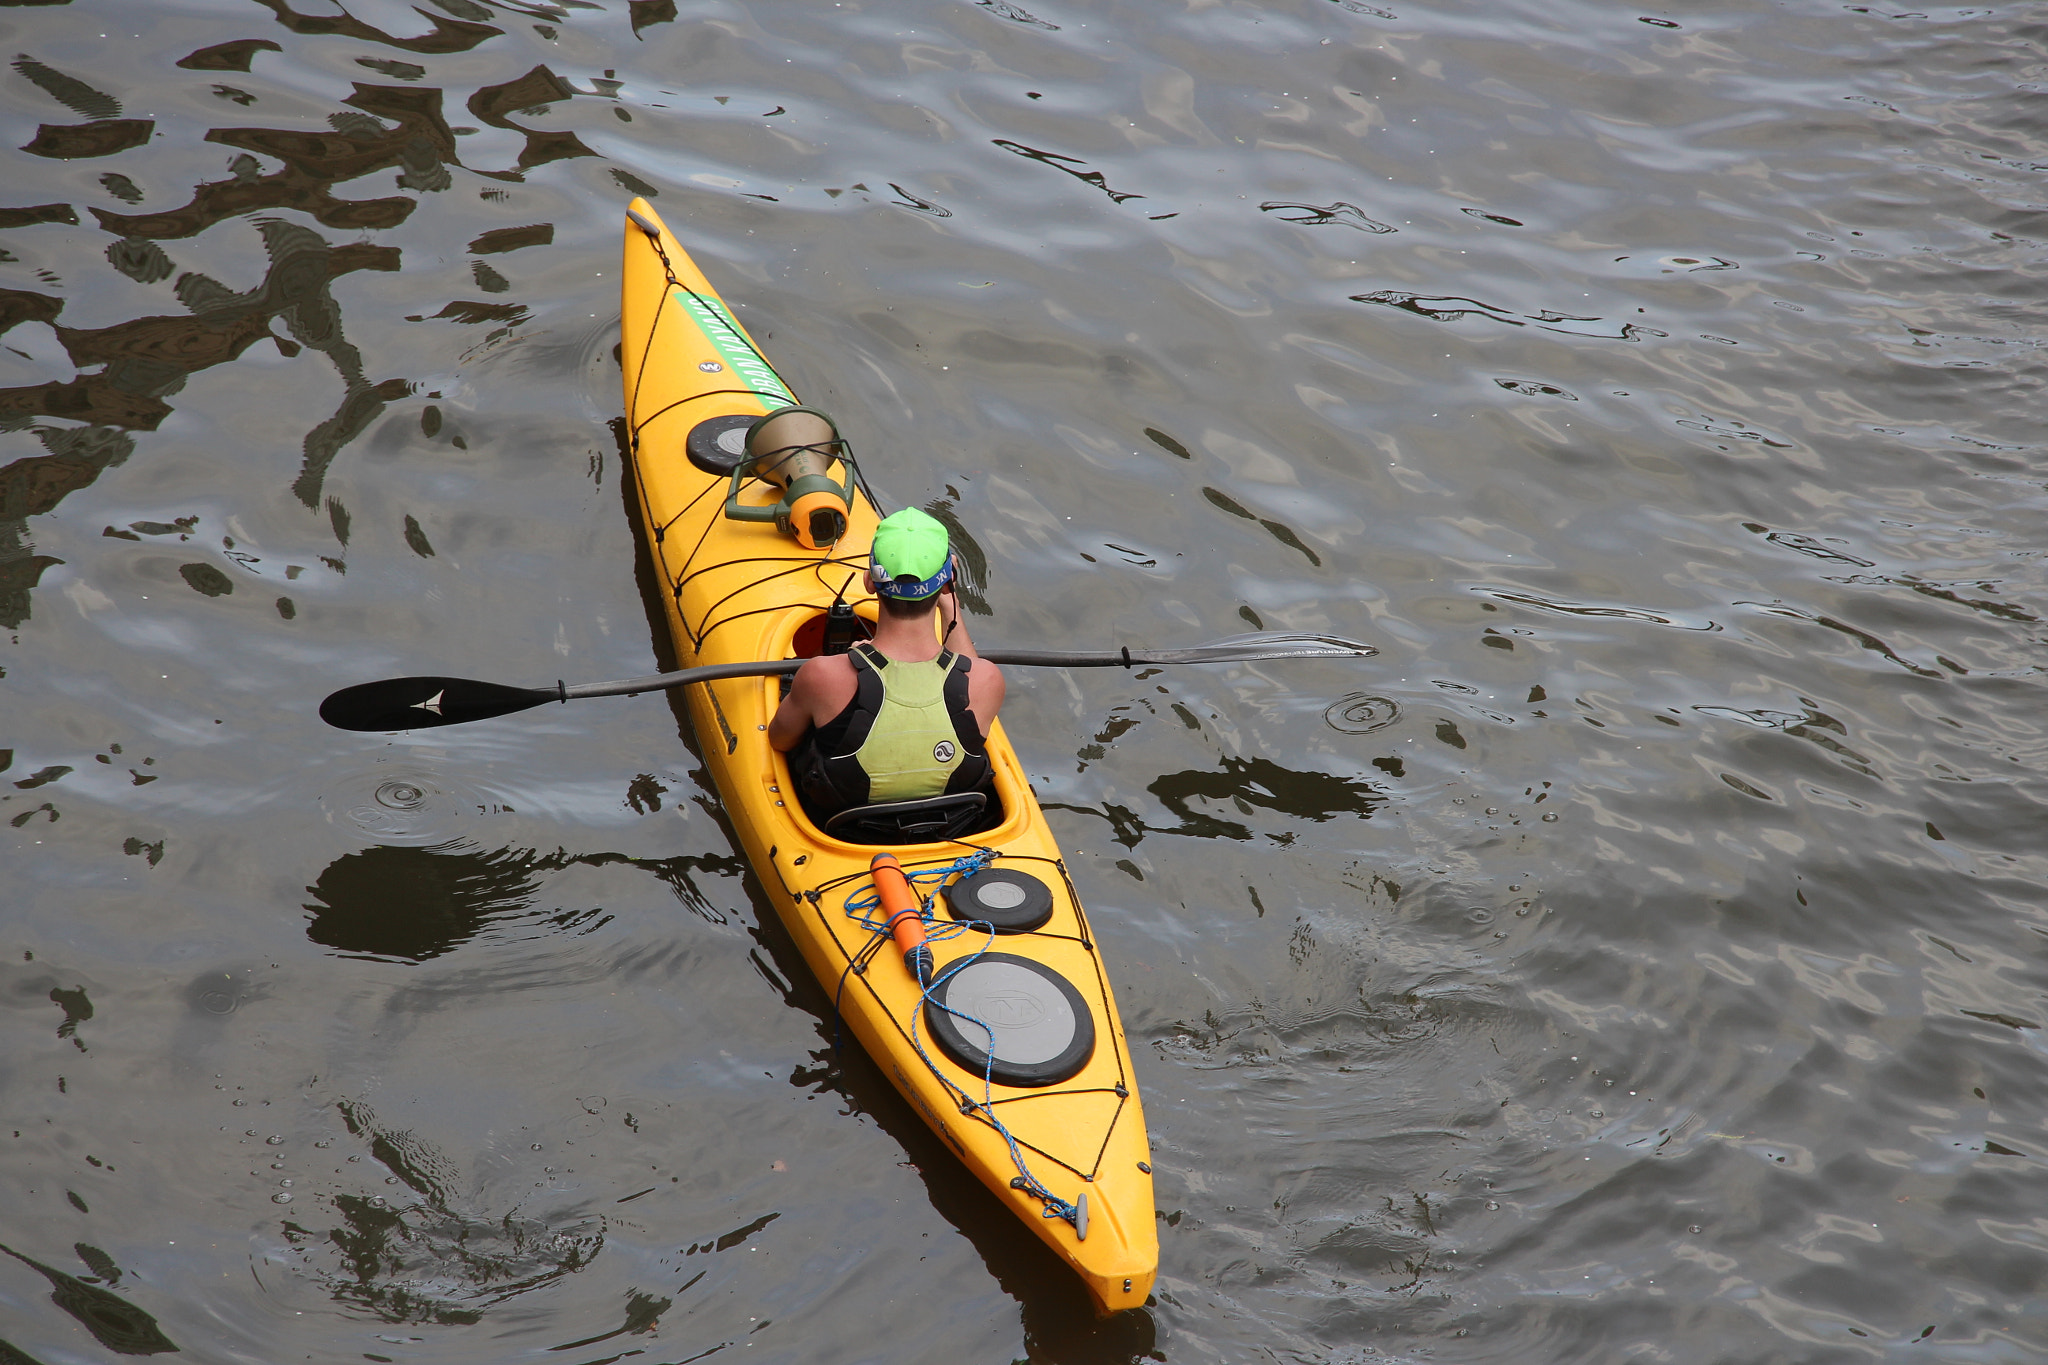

{"left": 822, "top": 792, "right": 989, "bottom": 845}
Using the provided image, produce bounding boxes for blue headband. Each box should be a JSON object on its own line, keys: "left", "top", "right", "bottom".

{"left": 874, "top": 559, "right": 954, "bottom": 601}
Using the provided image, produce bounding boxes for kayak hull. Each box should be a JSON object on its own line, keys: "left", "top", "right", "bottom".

{"left": 618, "top": 200, "right": 1157, "bottom": 1313}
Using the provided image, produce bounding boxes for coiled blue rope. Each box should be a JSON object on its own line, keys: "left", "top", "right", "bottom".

{"left": 841, "top": 851, "right": 1083, "bottom": 1232}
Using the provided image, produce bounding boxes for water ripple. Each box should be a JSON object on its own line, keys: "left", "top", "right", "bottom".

{"left": 1324, "top": 693, "right": 1401, "bottom": 735}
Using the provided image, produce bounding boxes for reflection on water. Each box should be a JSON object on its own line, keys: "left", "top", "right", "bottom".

{"left": 1147, "top": 756, "right": 1383, "bottom": 842}
{"left": 303, "top": 841, "right": 743, "bottom": 960}
{"left": 305, "top": 841, "right": 557, "bottom": 962}
{"left": 0, "top": 1242, "right": 177, "bottom": 1355}
{"left": 276, "top": 1100, "right": 604, "bottom": 1326}
{"left": 48, "top": 984, "right": 91, "bottom": 1050}
{"left": 0, "top": 42, "right": 631, "bottom": 628}
{"left": 0, "top": 425, "right": 132, "bottom": 628}
{"left": 1052, "top": 755, "right": 1383, "bottom": 848}
{"left": 0, "top": 200, "right": 398, "bottom": 625}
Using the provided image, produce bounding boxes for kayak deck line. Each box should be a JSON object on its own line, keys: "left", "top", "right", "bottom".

{"left": 821, "top": 849, "right": 1134, "bottom": 1229}
{"left": 806, "top": 849, "right": 1137, "bottom": 1187}
{"left": 618, "top": 197, "right": 1157, "bottom": 1314}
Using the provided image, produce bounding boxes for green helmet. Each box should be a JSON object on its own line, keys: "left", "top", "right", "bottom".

{"left": 870, "top": 507, "right": 953, "bottom": 600}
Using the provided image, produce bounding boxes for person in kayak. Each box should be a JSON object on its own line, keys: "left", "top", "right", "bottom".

{"left": 770, "top": 506, "right": 1006, "bottom": 827}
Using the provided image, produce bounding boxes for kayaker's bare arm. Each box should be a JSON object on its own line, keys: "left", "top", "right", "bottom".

{"left": 768, "top": 655, "right": 856, "bottom": 751}
{"left": 939, "top": 581, "right": 1005, "bottom": 733}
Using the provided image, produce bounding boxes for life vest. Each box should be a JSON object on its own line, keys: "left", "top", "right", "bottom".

{"left": 791, "top": 642, "right": 991, "bottom": 817}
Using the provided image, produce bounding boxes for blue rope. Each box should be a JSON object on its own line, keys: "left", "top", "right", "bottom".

{"left": 840, "top": 848, "right": 993, "bottom": 932}
{"left": 841, "top": 852, "right": 1083, "bottom": 1232}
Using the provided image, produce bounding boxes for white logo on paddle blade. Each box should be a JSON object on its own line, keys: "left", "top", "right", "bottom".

{"left": 933, "top": 740, "right": 956, "bottom": 763}
{"left": 414, "top": 690, "right": 445, "bottom": 715}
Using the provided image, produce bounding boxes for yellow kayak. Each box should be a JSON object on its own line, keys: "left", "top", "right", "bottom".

{"left": 617, "top": 199, "right": 1157, "bottom": 1313}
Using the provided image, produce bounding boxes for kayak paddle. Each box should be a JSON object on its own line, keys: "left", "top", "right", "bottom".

{"left": 318, "top": 631, "right": 1375, "bottom": 732}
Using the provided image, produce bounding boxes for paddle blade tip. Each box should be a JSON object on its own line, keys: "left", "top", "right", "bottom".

{"left": 1208, "top": 631, "right": 1379, "bottom": 660}
{"left": 318, "top": 677, "right": 551, "bottom": 731}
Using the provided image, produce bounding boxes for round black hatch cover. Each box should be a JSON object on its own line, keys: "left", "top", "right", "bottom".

{"left": 942, "top": 867, "right": 1054, "bottom": 934}
{"left": 924, "top": 953, "right": 1095, "bottom": 1088}
{"left": 685, "top": 413, "right": 758, "bottom": 475}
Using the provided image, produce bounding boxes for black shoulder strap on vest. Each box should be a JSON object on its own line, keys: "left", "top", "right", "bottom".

{"left": 940, "top": 652, "right": 991, "bottom": 797}
{"left": 793, "top": 646, "right": 883, "bottom": 815}
{"left": 837, "top": 644, "right": 887, "bottom": 754}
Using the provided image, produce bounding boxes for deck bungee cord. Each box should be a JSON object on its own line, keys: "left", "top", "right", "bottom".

{"left": 621, "top": 207, "right": 899, "bottom": 658}
{"left": 831, "top": 848, "right": 1100, "bottom": 1236}
{"left": 624, "top": 206, "right": 884, "bottom": 541}
{"left": 632, "top": 442, "right": 877, "bottom": 652}
{"left": 633, "top": 424, "right": 880, "bottom": 653}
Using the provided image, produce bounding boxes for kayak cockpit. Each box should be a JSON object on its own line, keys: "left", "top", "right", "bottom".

{"left": 771, "top": 603, "right": 1009, "bottom": 847}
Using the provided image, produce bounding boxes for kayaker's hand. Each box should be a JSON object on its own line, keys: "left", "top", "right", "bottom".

{"left": 936, "top": 578, "right": 980, "bottom": 660}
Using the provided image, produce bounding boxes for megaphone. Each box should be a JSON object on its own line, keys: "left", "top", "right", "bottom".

{"left": 722, "top": 406, "right": 853, "bottom": 550}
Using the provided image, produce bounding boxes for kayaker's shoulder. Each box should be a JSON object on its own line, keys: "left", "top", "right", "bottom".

{"left": 792, "top": 651, "right": 859, "bottom": 685}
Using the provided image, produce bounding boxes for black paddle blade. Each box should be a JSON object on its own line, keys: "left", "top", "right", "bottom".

{"left": 319, "top": 676, "right": 557, "bottom": 732}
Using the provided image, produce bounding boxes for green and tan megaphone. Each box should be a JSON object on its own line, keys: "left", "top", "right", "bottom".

{"left": 723, "top": 405, "right": 854, "bottom": 550}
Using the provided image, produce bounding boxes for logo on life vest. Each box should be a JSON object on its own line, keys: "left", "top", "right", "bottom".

{"left": 933, "top": 740, "right": 956, "bottom": 763}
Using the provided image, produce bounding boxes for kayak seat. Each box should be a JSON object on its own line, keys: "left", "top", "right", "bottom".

{"left": 823, "top": 791, "right": 991, "bottom": 845}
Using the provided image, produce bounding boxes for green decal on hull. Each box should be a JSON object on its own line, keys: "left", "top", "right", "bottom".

{"left": 677, "top": 291, "right": 796, "bottom": 406}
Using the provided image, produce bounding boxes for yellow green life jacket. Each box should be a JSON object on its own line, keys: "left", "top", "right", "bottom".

{"left": 793, "top": 642, "right": 990, "bottom": 814}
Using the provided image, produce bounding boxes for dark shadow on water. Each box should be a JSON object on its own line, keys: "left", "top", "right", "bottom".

{"left": 275, "top": 1099, "right": 605, "bottom": 1326}
{"left": 246, "top": 0, "right": 501, "bottom": 56}
{"left": 303, "top": 842, "right": 743, "bottom": 961}
{"left": 0, "top": 217, "right": 400, "bottom": 626}
{"left": 0, "top": 424, "right": 133, "bottom": 629}
{"left": 1049, "top": 755, "right": 1385, "bottom": 846}
{"left": 0, "top": 1242, "right": 177, "bottom": 1355}
{"left": 0, "top": 1337, "right": 51, "bottom": 1365}
{"left": 305, "top": 841, "right": 546, "bottom": 961}
{"left": 1149, "top": 756, "right": 1381, "bottom": 839}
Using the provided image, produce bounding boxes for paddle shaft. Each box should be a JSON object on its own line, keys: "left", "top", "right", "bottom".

{"left": 567, "top": 658, "right": 800, "bottom": 699}
{"left": 572, "top": 641, "right": 1365, "bottom": 696}
{"left": 317, "top": 632, "right": 1374, "bottom": 731}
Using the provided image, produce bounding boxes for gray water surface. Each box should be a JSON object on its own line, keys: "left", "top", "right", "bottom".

{"left": 4, "top": 1, "right": 2047, "bottom": 1361}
